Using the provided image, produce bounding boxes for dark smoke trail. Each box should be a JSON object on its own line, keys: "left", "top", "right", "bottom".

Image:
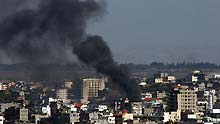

{"left": 74, "top": 36, "right": 141, "bottom": 101}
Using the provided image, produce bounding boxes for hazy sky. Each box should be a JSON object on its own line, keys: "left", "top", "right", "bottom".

{"left": 88, "top": 0, "right": 220, "bottom": 64}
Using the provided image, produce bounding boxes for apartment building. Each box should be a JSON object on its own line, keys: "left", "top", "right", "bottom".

{"left": 82, "top": 78, "right": 106, "bottom": 103}
{"left": 177, "top": 86, "right": 197, "bottom": 113}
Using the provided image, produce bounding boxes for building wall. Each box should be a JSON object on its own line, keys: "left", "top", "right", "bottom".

{"left": 177, "top": 88, "right": 197, "bottom": 113}
{"left": 82, "top": 78, "right": 105, "bottom": 102}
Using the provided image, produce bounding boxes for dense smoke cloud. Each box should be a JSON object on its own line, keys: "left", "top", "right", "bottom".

{"left": 0, "top": 0, "right": 104, "bottom": 63}
{"left": 0, "top": 0, "right": 140, "bottom": 100}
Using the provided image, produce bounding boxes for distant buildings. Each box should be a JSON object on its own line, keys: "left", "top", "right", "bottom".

{"left": 191, "top": 70, "right": 208, "bottom": 82}
{"left": 154, "top": 72, "right": 176, "bottom": 84}
{"left": 1, "top": 69, "right": 220, "bottom": 123}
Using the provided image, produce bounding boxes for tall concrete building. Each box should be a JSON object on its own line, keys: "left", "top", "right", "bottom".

{"left": 177, "top": 86, "right": 197, "bottom": 113}
{"left": 82, "top": 78, "right": 106, "bottom": 102}
{"left": 165, "top": 85, "right": 197, "bottom": 123}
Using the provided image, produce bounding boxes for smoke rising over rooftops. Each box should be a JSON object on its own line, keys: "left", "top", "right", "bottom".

{"left": 0, "top": 0, "right": 140, "bottom": 100}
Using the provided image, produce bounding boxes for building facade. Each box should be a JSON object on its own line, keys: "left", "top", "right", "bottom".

{"left": 82, "top": 78, "right": 106, "bottom": 103}
{"left": 177, "top": 86, "right": 197, "bottom": 113}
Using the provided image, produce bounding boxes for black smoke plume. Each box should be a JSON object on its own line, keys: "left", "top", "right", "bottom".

{"left": 0, "top": 0, "right": 104, "bottom": 81}
{"left": 74, "top": 36, "right": 141, "bottom": 101}
{"left": 0, "top": 0, "right": 104, "bottom": 63}
{"left": 0, "top": 0, "right": 140, "bottom": 100}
